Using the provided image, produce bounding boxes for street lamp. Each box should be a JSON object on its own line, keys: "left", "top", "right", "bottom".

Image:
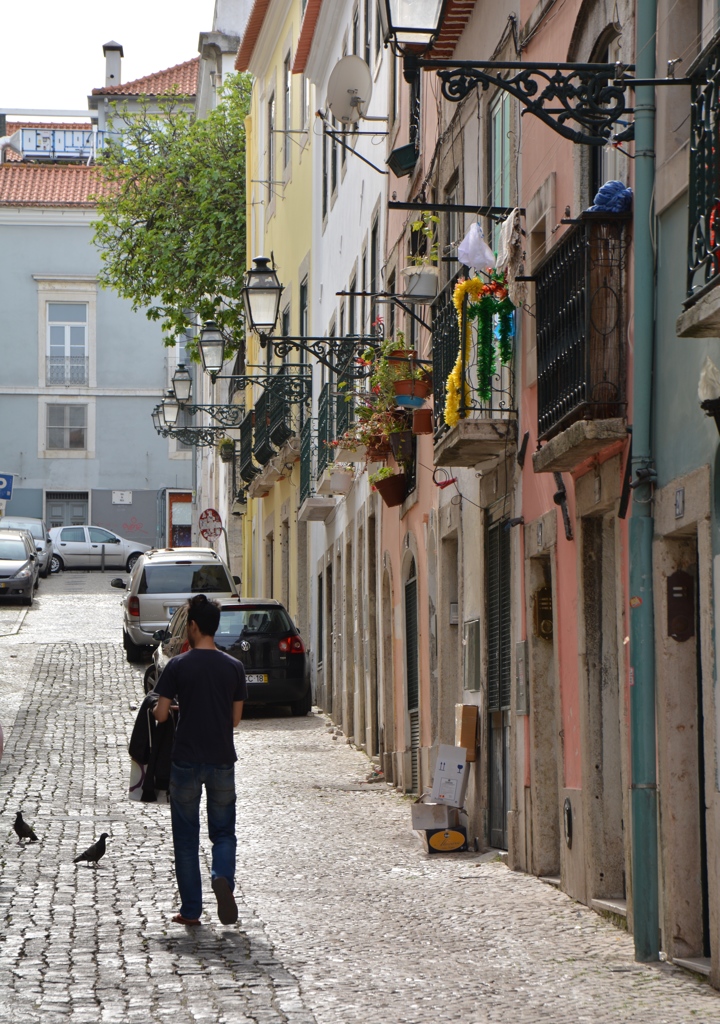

{"left": 161, "top": 389, "right": 180, "bottom": 427}
{"left": 378, "top": 0, "right": 447, "bottom": 52}
{"left": 198, "top": 321, "right": 226, "bottom": 381}
{"left": 172, "top": 363, "right": 193, "bottom": 404}
{"left": 242, "top": 256, "right": 284, "bottom": 342}
{"left": 151, "top": 405, "right": 164, "bottom": 432}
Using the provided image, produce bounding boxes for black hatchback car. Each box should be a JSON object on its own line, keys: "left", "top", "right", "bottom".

{"left": 145, "top": 598, "right": 312, "bottom": 716}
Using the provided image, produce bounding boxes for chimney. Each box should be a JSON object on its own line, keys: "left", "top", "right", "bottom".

{"left": 102, "top": 40, "right": 124, "bottom": 87}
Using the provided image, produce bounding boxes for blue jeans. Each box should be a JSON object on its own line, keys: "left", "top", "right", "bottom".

{"left": 169, "top": 761, "right": 237, "bottom": 920}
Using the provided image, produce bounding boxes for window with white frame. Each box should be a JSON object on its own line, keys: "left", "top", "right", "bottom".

{"left": 489, "top": 91, "right": 512, "bottom": 249}
{"left": 47, "top": 404, "right": 87, "bottom": 450}
{"left": 267, "top": 91, "right": 276, "bottom": 193}
{"left": 283, "top": 53, "right": 292, "bottom": 169}
{"left": 47, "top": 303, "right": 88, "bottom": 385}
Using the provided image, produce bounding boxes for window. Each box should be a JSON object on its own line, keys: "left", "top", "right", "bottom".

{"left": 387, "top": 271, "right": 396, "bottom": 337}
{"left": 361, "top": 250, "right": 367, "bottom": 333}
{"left": 47, "top": 303, "right": 88, "bottom": 385}
{"left": 317, "top": 573, "right": 324, "bottom": 664}
{"left": 88, "top": 527, "right": 119, "bottom": 544}
{"left": 59, "top": 527, "right": 85, "bottom": 543}
{"left": 330, "top": 117, "right": 338, "bottom": 195}
{"left": 322, "top": 127, "right": 328, "bottom": 219}
{"left": 445, "top": 176, "right": 459, "bottom": 263}
{"left": 300, "top": 74, "right": 309, "bottom": 131}
{"left": 283, "top": 54, "right": 292, "bottom": 169}
{"left": 490, "top": 92, "right": 512, "bottom": 248}
{"left": 349, "top": 274, "right": 357, "bottom": 335}
{"left": 410, "top": 68, "right": 421, "bottom": 150}
{"left": 370, "top": 217, "right": 379, "bottom": 328}
{"left": 352, "top": 6, "right": 360, "bottom": 55}
{"left": 375, "top": 1, "right": 382, "bottom": 60}
{"left": 47, "top": 404, "right": 87, "bottom": 450}
{"left": 364, "top": 0, "right": 371, "bottom": 66}
{"left": 267, "top": 92, "right": 276, "bottom": 191}
{"left": 138, "top": 563, "right": 233, "bottom": 594}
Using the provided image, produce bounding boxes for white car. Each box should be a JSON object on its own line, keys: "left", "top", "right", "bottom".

{"left": 110, "top": 546, "right": 239, "bottom": 662}
{"left": 49, "top": 525, "right": 150, "bottom": 574}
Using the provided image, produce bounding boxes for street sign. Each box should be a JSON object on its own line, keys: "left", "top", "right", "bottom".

{"left": 199, "top": 507, "right": 223, "bottom": 541}
{"left": 0, "top": 475, "right": 13, "bottom": 501}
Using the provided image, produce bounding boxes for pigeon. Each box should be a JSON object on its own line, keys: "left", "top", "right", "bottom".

{"left": 13, "top": 811, "right": 38, "bottom": 844}
{"left": 73, "top": 832, "right": 109, "bottom": 867}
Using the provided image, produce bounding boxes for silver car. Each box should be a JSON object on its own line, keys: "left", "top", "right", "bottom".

{"left": 0, "top": 517, "right": 52, "bottom": 578}
{"left": 110, "top": 547, "right": 239, "bottom": 662}
{"left": 0, "top": 529, "right": 40, "bottom": 605}
{"left": 49, "top": 525, "right": 149, "bottom": 574}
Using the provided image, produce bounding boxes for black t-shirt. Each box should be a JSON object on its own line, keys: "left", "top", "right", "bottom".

{"left": 155, "top": 648, "right": 247, "bottom": 765}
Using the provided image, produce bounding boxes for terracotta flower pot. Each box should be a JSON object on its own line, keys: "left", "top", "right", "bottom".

{"left": 389, "top": 429, "right": 414, "bottom": 462}
{"left": 412, "top": 407, "right": 434, "bottom": 434}
{"left": 365, "top": 436, "right": 392, "bottom": 460}
{"left": 373, "top": 473, "right": 408, "bottom": 507}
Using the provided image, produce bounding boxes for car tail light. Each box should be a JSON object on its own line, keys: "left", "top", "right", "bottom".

{"left": 128, "top": 596, "right": 140, "bottom": 617}
{"left": 279, "top": 636, "right": 305, "bottom": 654}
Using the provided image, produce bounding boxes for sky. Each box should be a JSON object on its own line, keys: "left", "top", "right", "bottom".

{"left": 0, "top": 0, "right": 216, "bottom": 114}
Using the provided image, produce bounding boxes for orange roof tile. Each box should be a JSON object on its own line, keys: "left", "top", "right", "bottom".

{"left": 0, "top": 164, "right": 110, "bottom": 207}
{"left": 92, "top": 57, "right": 198, "bottom": 96}
{"left": 235, "top": 0, "right": 272, "bottom": 72}
{"left": 428, "top": 1, "right": 476, "bottom": 59}
{"left": 293, "top": 0, "right": 324, "bottom": 74}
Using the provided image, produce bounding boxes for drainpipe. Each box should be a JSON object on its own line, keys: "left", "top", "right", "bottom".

{"left": 629, "top": 0, "right": 659, "bottom": 962}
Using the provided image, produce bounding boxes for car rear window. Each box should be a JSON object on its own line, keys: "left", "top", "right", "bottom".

{"left": 138, "top": 563, "right": 233, "bottom": 595}
{"left": 0, "top": 539, "right": 28, "bottom": 560}
{"left": 1, "top": 521, "right": 43, "bottom": 540}
{"left": 216, "top": 606, "right": 294, "bottom": 640}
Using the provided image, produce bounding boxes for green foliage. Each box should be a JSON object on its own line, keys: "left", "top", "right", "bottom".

{"left": 408, "top": 210, "right": 440, "bottom": 266}
{"left": 92, "top": 75, "right": 252, "bottom": 355}
{"left": 369, "top": 466, "right": 395, "bottom": 484}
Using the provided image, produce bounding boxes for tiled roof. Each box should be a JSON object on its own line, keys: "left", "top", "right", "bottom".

{"left": 292, "top": 0, "right": 324, "bottom": 74}
{"left": 428, "top": 0, "right": 476, "bottom": 59}
{"left": 235, "top": 0, "right": 272, "bottom": 72}
{"left": 0, "top": 164, "right": 109, "bottom": 207}
{"left": 92, "top": 57, "right": 198, "bottom": 96}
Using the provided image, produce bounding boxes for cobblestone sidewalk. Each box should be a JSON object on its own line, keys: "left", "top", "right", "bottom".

{"left": 0, "top": 640, "right": 718, "bottom": 1023}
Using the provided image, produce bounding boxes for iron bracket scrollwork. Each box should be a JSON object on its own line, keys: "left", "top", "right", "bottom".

{"left": 258, "top": 335, "right": 377, "bottom": 379}
{"left": 221, "top": 373, "right": 312, "bottom": 405}
{"left": 157, "top": 424, "right": 227, "bottom": 447}
{"left": 410, "top": 57, "right": 636, "bottom": 146}
{"left": 181, "top": 403, "right": 245, "bottom": 427}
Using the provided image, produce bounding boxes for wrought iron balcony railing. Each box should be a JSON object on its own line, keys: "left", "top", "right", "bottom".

{"left": 239, "top": 410, "right": 259, "bottom": 483}
{"left": 335, "top": 369, "right": 354, "bottom": 440}
{"left": 536, "top": 213, "right": 629, "bottom": 440}
{"left": 299, "top": 418, "right": 313, "bottom": 505}
{"left": 431, "top": 274, "right": 515, "bottom": 438}
{"left": 253, "top": 390, "right": 276, "bottom": 465}
{"left": 269, "top": 365, "right": 298, "bottom": 448}
{"left": 317, "top": 381, "right": 334, "bottom": 478}
{"left": 687, "top": 32, "right": 720, "bottom": 303}
{"left": 46, "top": 355, "right": 89, "bottom": 386}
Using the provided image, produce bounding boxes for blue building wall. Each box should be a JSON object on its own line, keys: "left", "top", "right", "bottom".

{"left": 0, "top": 213, "right": 192, "bottom": 544}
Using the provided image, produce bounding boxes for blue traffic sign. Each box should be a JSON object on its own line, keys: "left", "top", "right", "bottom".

{"left": 0, "top": 475, "right": 14, "bottom": 501}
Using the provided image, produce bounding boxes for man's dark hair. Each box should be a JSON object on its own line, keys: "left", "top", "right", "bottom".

{"left": 186, "top": 594, "right": 221, "bottom": 636}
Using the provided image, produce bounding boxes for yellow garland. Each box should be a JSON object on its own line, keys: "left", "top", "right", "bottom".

{"left": 445, "top": 278, "right": 487, "bottom": 427}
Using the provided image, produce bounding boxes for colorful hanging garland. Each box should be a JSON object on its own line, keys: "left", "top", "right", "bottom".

{"left": 445, "top": 272, "right": 515, "bottom": 425}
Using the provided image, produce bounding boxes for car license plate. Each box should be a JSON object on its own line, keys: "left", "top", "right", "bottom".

{"left": 246, "top": 673, "right": 268, "bottom": 684}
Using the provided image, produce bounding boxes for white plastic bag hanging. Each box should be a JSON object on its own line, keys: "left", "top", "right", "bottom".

{"left": 457, "top": 222, "right": 496, "bottom": 271}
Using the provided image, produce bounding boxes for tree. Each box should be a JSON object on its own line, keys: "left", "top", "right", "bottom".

{"left": 93, "top": 75, "right": 252, "bottom": 355}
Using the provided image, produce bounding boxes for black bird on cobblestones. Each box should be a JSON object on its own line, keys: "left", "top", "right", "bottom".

{"left": 13, "top": 811, "right": 38, "bottom": 844}
{"left": 73, "top": 832, "right": 109, "bottom": 867}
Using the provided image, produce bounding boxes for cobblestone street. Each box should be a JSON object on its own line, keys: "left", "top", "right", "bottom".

{"left": 0, "top": 575, "right": 718, "bottom": 1023}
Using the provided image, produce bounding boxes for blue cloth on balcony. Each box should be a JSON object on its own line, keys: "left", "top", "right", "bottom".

{"left": 588, "top": 179, "right": 633, "bottom": 213}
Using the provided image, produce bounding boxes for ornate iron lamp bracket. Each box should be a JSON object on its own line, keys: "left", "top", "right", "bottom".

{"left": 158, "top": 424, "right": 227, "bottom": 447}
{"left": 258, "top": 335, "right": 377, "bottom": 379}
{"left": 182, "top": 403, "right": 245, "bottom": 427}
{"left": 217, "top": 373, "right": 312, "bottom": 405}
{"left": 412, "top": 57, "right": 637, "bottom": 145}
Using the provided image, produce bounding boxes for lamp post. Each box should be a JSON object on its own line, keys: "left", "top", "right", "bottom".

{"left": 172, "top": 363, "right": 193, "bottom": 404}
{"left": 378, "top": 0, "right": 448, "bottom": 51}
{"left": 242, "top": 256, "right": 284, "bottom": 343}
{"left": 198, "top": 321, "right": 226, "bottom": 382}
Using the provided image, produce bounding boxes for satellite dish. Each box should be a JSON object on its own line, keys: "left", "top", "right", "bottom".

{"left": 327, "top": 55, "right": 373, "bottom": 124}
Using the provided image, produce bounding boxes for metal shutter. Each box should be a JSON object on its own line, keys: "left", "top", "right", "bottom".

{"left": 487, "top": 520, "right": 511, "bottom": 712}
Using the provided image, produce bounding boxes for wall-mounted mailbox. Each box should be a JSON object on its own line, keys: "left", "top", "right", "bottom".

{"left": 667, "top": 570, "right": 694, "bottom": 642}
{"left": 533, "top": 586, "right": 553, "bottom": 641}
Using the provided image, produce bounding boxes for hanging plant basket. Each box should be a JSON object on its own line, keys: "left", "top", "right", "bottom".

{"left": 387, "top": 348, "right": 417, "bottom": 373}
{"left": 373, "top": 473, "right": 408, "bottom": 507}
{"left": 394, "top": 378, "right": 432, "bottom": 407}
{"left": 412, "top": 407, "right": 434, "bottom": 434}
{"left": 218, "top": 440, "right": 235, "bottom": 463}
{"left": 402, "top": 266, "right": 439, "bottom": 303}
{"left": 389, "top": 429, "right": 414, "bottom": 462}
{"left": 365, "top": 436, "right": 392, "bottom": 460}
{"left": 334, "top": 444, "right": 367, "bottom": 462}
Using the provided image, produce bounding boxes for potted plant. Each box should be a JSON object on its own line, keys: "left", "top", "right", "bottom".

{"left": 218, "top": 437, "right": 235, "bottom": 463}
{"left": 390, "top": 428, "right": 414, "bottom": 462}
{"left": 412, "top": 406, "right": 434, "bottom": 434}
{"left": 369, "top": 466, "right": 408, "bottom": 507}
{"left": 402, "top": 211, "right": 440, "bottom": 303}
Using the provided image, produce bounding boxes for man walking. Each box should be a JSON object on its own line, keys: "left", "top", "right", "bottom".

{"left": 154, "top": 594, "right": 247, "bottom": 926}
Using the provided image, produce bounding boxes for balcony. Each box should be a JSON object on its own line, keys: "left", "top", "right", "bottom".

{"left": 532, "top": 213, "right": 629, "bottom": 474}
{"left": 431, "top": 275, "right": 516, "bottom": 467}
{"left": 238, "top": 410, "right": 259, "bottom": 484}
{"left": 298, "top": 416, "right": 335, "bottom": 522}
{"left": 677, "top": 32, "right": 720, "bottom": 337}
{"left": 46, "top": 355, "right": 88, "bottom": 386}
{"left": 252, "top": 390, "right": 276, "bottom": 466}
